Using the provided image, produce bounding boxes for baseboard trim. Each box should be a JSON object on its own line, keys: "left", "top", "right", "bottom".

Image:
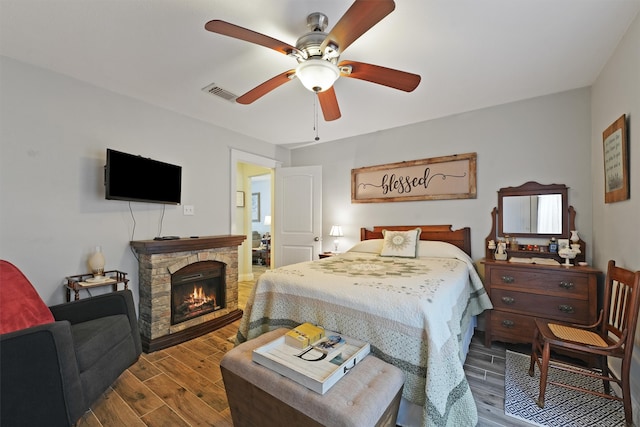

{"left": 238, "top": 273, "right": 255, "bottom": 282}
{"left": 141, "top": 309, "right": 243, "bottom": 353}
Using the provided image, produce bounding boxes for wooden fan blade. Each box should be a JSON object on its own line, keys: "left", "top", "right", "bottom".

{"left": 339, "top": 60, "right": 421, "bottom": 92}
{"left": 236, "top": 70, "right": 296, "bottom": 104}
{"left": 321, "top": 0, "right": 395, "bottom": 54}
{"left": 205, "top": 20, "right": 296, "bottom": 56}
{"left": 317, "top": 87, "right": 341, "bottom": 121}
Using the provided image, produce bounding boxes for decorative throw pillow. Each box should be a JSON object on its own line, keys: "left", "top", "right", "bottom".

{"left": 0, "top": 260, "right": 55, "bottom": 335}
{"left": 380, "top": 228, "right": 421, "bottom": 258}
{"left": 346, "top": 239, "right": 384, "bottom": 254}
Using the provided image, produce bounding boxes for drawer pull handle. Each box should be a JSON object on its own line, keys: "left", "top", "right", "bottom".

{"left": 501, "top": 296, "right": 515, "bottom": 305}
{"left": 559, "top": 281, "right": 574, "bottom": 290}
{"left": 501, "top": 275, "right": 515, "bottom": 284}
{"left": 558, "top": 304, "right": 575, "bottom": 314}
{"left": 501, "top": 320, "right": 515, "bottom": 328}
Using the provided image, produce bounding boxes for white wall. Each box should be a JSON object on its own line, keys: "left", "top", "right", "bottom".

{"left": 591, "top": 15, "right": 640, "bottom": 272}
{"left": 0, "top": 56, "right": 288, "bottom": 307}
{"left": 291, "top": 88, "right": 593, "bottom": 261}
{"left": 591, "top": 12, "right": 640, "bottom": 426}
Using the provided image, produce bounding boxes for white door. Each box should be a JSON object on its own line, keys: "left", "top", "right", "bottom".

{"left": 274, "top": 166, "right": 322, "bottom": 267}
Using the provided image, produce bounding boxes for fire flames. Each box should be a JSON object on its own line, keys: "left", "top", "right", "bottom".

{"left": 173, "top": 281, "right": 222, "bottom": 325}
{"left": 185, "top": 285, "right": 216, "bottom": 311}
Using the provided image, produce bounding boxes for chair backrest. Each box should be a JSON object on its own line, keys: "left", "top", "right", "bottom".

{"left": 601, "top": 260, "right": 640, "bottom": 357}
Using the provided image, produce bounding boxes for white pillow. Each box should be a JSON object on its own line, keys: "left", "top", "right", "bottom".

{"left": 346, "top": 239, "right": 384, "bottom": 254}
{"left": 416, "top": 240, "right": 473, "bottom": 264}
{"left": 380, "top": 228, "right": 421, "bottom": 258}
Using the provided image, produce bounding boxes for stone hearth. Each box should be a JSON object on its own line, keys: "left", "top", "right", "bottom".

{"left": 131, "top": 235, "right": 245, "bottom": 352}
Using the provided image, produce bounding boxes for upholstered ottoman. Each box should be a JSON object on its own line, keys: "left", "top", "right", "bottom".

{"left": 221, "top": 328, "right": 404, "bottom": 427}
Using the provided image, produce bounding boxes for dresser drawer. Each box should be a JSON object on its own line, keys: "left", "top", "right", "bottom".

{"left": 488, "top": 267, "right": 589, "bottom": 298}
{"left": 482, "top": 260, "right": 600, "bottom": 348}
{"left": 490, "top": 311, "right": 536, "bottom": 344}
{"left": 492, "top": 289, "right": 590, "bottom": 323}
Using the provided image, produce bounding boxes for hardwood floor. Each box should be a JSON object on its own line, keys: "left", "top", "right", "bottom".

{"left": 237, "top": 265, "right": 266, "bottom": 309}
{"left": 465, "top": 334, "right": 534, "bottom": 427}
{"left": 78, "top": 272, "right": 534, "bottom": 427}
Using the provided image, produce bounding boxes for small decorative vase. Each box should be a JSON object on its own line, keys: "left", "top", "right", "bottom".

{"left": 494, "top": 243, "right": 508, "bottom": 261}
{"left": 558, "top": 246, "right": 577, "bottom": 267}
{"left": 89, "top": 246, "right": 105, "bottom": 277}
{"left": 570, "top": 230, "right": 580, "bottom": 244}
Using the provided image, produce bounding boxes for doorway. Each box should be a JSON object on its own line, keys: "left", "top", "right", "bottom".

{"left": 230, "top": 150, "right": 322, "bottom": 279}
{"left": 231, "top": 150, "right": 278, "bottom": 282}
{"left": 249, "top": 173, "right": 272, "bottom": 274}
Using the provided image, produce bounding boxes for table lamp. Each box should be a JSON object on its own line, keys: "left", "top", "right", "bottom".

{"left": 329, "top": 226, "right": 343, "bottom": 252}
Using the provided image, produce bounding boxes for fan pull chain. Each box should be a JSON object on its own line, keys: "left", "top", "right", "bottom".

{"left": 314, "top": 95, "right": 320, "bottom": 141}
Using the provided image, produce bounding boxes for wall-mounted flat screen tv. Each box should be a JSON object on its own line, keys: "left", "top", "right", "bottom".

{"left": 105, "top": 149, "right": 182, "bottom": 205}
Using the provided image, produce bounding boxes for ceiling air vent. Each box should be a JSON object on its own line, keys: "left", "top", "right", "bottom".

{"left": 201, "top": 83, "right": 238, "bottom": 103}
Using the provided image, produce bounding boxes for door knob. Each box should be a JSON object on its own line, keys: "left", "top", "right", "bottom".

{"left": 314, "top": 237, "right": 320, "bottom": 241}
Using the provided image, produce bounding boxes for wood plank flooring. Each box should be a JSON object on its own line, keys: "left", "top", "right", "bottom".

{"left": 465, "top": 335, "right": 534, "bottom": 426}
{"left": 77, "top": 270, "right": 535, "bottom": 427}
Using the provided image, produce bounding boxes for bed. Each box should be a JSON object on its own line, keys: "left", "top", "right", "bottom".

{"left": 236, "top": 225, "right": 493, "bottom": 427}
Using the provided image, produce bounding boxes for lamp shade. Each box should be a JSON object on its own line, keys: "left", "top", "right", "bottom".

{"left": 264, "top": 215, "right": 272, "bottom": 226}
{"left": 88, "top": 246, "right": 105, "bottom": 277}
{"left": 295, "top": 59, "right": 340, "bottom": 93}
{"left": 329, "top": 225, "right": 343, "bottom": 237}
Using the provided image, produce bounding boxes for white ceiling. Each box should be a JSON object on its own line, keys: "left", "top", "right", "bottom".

{"left": 1, "top": 0, "right": 638, "bottom": 147}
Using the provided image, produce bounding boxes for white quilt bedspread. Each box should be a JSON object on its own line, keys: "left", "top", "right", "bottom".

{"left": 237, "top": 244, "right": 492, "bottom": 427}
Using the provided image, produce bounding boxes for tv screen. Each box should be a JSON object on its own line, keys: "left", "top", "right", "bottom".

{"left": 105, "top": 149, "right": 182, "bottom": 205}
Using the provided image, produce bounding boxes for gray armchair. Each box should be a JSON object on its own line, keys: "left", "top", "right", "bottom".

{"left": 0, "top": 260, "right": 142, "bottom": 427}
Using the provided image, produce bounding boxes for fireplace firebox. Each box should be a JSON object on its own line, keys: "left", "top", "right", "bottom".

{"left": 171, "top": 261, "right": 225, "bottom": 325}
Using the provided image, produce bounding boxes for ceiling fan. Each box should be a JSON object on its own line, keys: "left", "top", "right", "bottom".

{"left": 204, "top": 0, "right": 421, "bottom": 121}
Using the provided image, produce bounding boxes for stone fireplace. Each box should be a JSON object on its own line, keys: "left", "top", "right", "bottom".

{"left": 131, "top": 235, "right": 245, "bottom": 352}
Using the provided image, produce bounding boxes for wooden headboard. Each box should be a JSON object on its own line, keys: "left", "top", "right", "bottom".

{"left": 360, "top": 225, "right": 472, "bottom": 256}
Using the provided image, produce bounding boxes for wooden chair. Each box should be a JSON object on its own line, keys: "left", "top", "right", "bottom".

{"left": 529, "top": 260, "right": 640, "bottom": 427}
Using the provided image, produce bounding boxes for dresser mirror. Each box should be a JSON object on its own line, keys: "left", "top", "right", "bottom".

{"left": 485, "top": 181, "right": 585, "bottom": 263}
{"left": 498, "top": 182, "right": 568, "bottom": 238}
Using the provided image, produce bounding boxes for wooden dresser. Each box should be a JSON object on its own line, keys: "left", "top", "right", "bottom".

{"left": 482, "top": 260, "right": 600, "bottom": 347}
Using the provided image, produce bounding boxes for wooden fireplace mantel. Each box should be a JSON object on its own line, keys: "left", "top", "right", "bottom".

{"left": 130, "top": 235, "right": 246, "bottom": 255}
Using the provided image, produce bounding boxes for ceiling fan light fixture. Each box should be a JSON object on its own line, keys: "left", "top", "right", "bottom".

{"left": 295, "top": 59, "right": 340, "bottom": 93}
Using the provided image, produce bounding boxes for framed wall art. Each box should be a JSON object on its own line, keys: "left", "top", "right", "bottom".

{"left": 351, "top": 153, "right": 477, "bottom": 203}
{"left": 602, "top": 114, "right": 629, "bottom": 203}
{"left": 236, "top": 191, "right": 245, "bottom": 207}
{"left": 251, "top": 193, "right": 261, "bottom": 222}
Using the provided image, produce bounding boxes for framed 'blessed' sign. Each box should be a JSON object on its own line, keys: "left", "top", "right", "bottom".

{"left": 351, "top": 153, "right": 477, "bottom": 203}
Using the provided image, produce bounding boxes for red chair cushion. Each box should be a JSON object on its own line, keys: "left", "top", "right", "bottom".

{"left": 0, "top": 260, "right": 55, "bottom": 334}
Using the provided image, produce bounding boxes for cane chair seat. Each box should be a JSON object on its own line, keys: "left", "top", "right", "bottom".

{"left": 547, "top": 323, "right": 608, "bottom": 347}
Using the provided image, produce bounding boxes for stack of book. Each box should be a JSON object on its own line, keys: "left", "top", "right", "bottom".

{"left": 284, "top": 323, "right": 325, "bottom": 349}
{"left": 284, "top": 323, "right": 347, "bottom": 362}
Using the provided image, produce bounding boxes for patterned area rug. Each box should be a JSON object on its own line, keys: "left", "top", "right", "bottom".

{"left": 504, "top": 350, "right": 625, "bottom": 426}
